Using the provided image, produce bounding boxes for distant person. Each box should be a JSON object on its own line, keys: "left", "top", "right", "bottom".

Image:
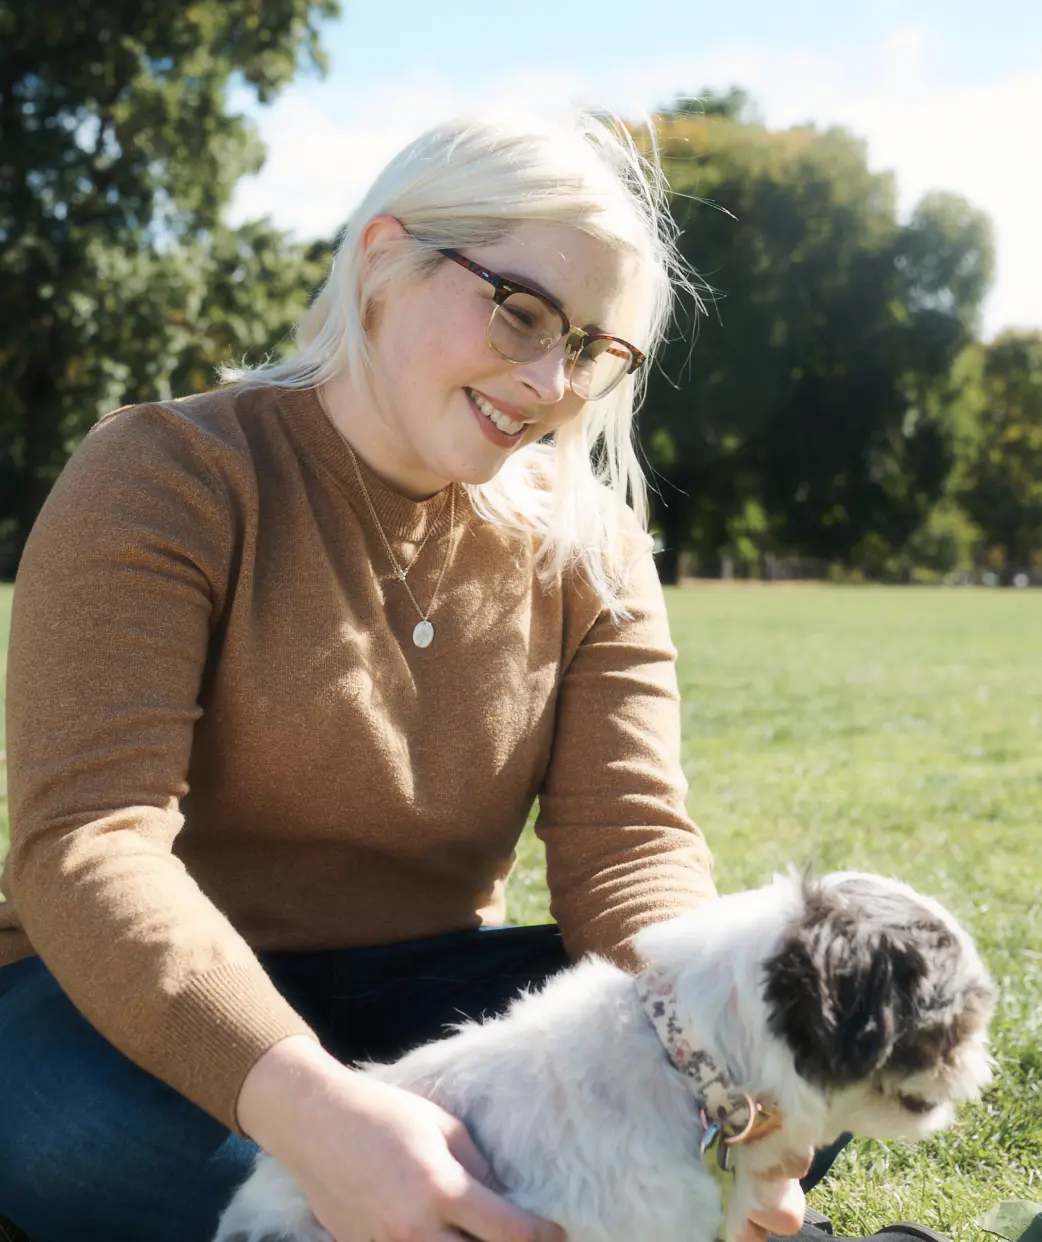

{"left": 1, "top": 111, "right": 839, "bottom": 1242}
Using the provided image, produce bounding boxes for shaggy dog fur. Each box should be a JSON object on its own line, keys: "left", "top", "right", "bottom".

{"left": 213, "top": 871, "right": 996, "bottom": 1242}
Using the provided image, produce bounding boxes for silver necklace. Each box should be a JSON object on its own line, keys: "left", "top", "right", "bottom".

{"left": 378, "top": 485, "right": 451, "bottom": 581}
{"left": 345, "top": 442, "right": 457, "bottom": 649}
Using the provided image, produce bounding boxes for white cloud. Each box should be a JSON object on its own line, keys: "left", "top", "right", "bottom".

{"left": 226, "top": 29, "right": 1041, "bottom": 338}
{"left": 226, "top": 71, "right": 589, "bottom": 240}
{"left": 227, "top": 79, "right": 466, "bottom": 238}
{"left": 744, "top": 27, "right": 1042, "bottom": 337}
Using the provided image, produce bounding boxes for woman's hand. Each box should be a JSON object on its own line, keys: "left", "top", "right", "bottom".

{"left": 732, "top": 1149, "right": 813, "bottom": 1242}
{"left": 237, "top": 1035, "right": 567, "bottom": 1242}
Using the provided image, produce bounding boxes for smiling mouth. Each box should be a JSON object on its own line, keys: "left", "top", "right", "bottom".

{"left": 466, "top": 388, "right": 528, "bottom": 437}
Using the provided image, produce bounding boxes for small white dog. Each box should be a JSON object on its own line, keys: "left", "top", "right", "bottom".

{"left": 214, "top": 871, "right": 996, "bottom": 1242}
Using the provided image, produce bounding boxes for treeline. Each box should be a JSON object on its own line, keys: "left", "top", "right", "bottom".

{"left": 2, "top": 8, "right": 1039, "bottom": 584}
{"left": 0, "top": 0, "right": 338, "bottom": 575}
{"left": 640, "top": 91, "right": 1041, "bottom": 585}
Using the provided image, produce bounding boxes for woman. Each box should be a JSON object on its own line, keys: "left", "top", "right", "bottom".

{"left": 0, "top": 111, "right": 816, "bottom": 1242}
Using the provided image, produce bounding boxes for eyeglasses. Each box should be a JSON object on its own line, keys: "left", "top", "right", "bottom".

{"left": 440, "top": 248, "right": 645, "bottom": 401}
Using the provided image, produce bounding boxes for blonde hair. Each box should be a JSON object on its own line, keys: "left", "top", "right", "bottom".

{"left": 222, "top": 110, "right": 700, "bottom": 610}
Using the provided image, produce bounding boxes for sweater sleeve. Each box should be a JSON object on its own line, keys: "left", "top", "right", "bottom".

{"left": 4, "top": 404, "right": 316, "bottom": 1131}
{"left": 535, "top": 532, "right": 716, "bottom": 969}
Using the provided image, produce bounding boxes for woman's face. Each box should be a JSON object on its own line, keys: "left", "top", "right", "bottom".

{"left": 356, "top": 219, "right": 638, "bottom": 499}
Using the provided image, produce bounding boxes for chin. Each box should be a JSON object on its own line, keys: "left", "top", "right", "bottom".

{"left": 213, "top": 869, "right": 996, "bottom": 1242}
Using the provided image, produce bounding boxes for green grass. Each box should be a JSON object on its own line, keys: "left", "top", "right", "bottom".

{"left": 509, "top": 585, "right": 1041, "bottom": 1241}
{"left": 1, "top": 584, "right": 1039, "bottom": 1242}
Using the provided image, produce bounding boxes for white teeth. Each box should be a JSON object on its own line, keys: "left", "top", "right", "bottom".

{"left": 469, "top": 389, "right": 525, "bottom": 436}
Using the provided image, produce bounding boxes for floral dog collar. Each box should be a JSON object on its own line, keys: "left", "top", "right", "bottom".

{"left": 634, "top": 964, "right": 782, "bottom": 1147}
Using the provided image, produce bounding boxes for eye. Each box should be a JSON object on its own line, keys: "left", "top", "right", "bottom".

{"left": 503, "top": 303, "right": 537, "bottom": 330}
{"left": 895, "top": 1091, "right": 934, "bottom": 1115}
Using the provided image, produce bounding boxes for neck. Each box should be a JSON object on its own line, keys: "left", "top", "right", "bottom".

{"left": 635, "top": 963, "right": 780, "bottom": 1144}
{"left": 318, "top": 371, "right": 449, "bottom": 502}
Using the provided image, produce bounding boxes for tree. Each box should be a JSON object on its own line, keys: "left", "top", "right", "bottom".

{"left": 634, "top": 105, "right": 994, "bottom": 581}
{"left": 0, "top": 0, "right": 338, "bottom": 568}
{"left": 956, "top": 331, "right": 1042, "bottom": 578}
{"left": 102, "top": 221, "right": 334, "bottom": 409}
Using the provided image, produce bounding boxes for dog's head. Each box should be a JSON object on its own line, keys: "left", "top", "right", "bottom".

{"left": 762, "top": 871, "right": 995, "bottom": 1139}
{"left": 634, "top": 869, "right": 996, "bottom": 1146}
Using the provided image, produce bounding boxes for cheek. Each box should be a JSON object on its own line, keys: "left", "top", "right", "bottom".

{"left": 387, "top": 295, "right": 493, "bottom": 386}
{"left": 540, "top": 395, "right": 587, "bottom": 436}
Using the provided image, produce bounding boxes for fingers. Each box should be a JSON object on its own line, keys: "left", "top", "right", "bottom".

{"left": 443, "top": 1117, "right": 503, "bottom": 1191}
{"left": 753, "top": 1150, "right": 814, "bottom": 1181}
{"left": 747, "top": 1175, "right": 806, "bottom": 1237}
{"left": 444, "top": 1173, "right": 565, "bottom": 1242}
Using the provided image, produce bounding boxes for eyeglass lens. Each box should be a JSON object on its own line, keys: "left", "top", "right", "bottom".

{"left": 489, "top": 292, "right": 633, "bottom": 400}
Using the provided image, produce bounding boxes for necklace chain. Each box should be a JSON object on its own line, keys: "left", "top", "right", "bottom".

{"left": 344, "top": 440, "right": 457, "bottom": 646}
{"left": 384, "top": 485, "right": 452, "bottom": 580}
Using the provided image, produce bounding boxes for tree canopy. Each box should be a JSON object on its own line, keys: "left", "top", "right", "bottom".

{"left": 637, "top": 103, "right": 994, "bottom": 581}
{"left": 956, "top": 331, "right": 1042, "bottom": 578}
{"left": 0, "top": 0, "right": 338, "bottom": 563}
{"left": 1, "top": 51, "right": 1036, "bottom": 584}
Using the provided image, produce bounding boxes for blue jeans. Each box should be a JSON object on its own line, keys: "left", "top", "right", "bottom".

{"left": 0, "top": 926, "right": 848, "bottom": 1242}
{"left": 0, "top": 925, "right": 570, "bottom": 1242}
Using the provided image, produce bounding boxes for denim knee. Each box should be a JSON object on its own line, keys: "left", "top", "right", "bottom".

{"left": 0, "top": 957, "right": 257, "bottom": 1242}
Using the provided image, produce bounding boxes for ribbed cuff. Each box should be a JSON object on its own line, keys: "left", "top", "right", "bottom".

{"left": 561, "top": 878, "right": 718, "bottom": 971}
{"left": 142, "top": 961, "right": 319, "bottom": 1134}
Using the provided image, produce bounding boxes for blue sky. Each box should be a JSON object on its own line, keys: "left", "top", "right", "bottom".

{"left": 229, "top": 0, "right": 1042, "bottom": 338}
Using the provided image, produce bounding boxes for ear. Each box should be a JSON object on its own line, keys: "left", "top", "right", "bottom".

{"left": 360, "top": 213, "right": 409, "bottom": 260}
{"left": 762, "top": 885, "right": 927, "bottom": 1088}
{"left": 358, "top": 214, "right": 411, "bottom": 333}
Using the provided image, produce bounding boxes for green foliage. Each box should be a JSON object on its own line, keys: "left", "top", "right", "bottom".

{"left": 896, "top": 498, "right": 983, "bottom": 580}
{"left": 665, "top": 86, "right": 763, "bottom": 124}
{"left": 636, "top": 105, "right": 994, "bottom": 581}
{"left": 170, "top": 224, "right": 332, "bottom": 397}
{"left": 0, "top": 0, "right": 339, "bottom": 565}
{"left": 956, "top": 331, "right": 1042, "bottom": 576}
{"left": 511, "top": 585, "right": 1042, "bottom": 1238}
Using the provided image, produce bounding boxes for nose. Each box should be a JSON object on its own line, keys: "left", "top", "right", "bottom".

{"left": 513, "top": 341, "right": 572, "bottom": 404}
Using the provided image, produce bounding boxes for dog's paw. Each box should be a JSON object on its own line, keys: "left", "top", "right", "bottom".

{"left": 212, "top": 1153, "right": 333, "bottom": 1242}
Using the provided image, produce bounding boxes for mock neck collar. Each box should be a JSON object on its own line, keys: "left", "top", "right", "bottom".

{"left": 275, "top": 384, "right": 458, "bottom": 543}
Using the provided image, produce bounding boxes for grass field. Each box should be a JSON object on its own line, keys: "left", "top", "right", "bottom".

{"left": 1, "top": 583, "right": 1039, "bottom": 1242}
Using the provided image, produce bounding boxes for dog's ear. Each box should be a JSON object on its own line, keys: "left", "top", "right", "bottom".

{"left": 762, "top": 881, "right": 928, "bottom": 1088}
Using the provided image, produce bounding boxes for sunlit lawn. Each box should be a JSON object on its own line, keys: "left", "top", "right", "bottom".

{"left": 509, "top": 585, "right": 1041, "bottom": 1242}
{"left": 1, "top": 583, "right": 1039, "bottom": 1242}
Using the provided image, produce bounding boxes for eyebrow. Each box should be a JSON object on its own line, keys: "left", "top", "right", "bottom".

{"left": 500, "top": 269, "right": 609, "bottom": 336}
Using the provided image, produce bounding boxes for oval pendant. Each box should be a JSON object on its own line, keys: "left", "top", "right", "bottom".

{"left": 412, "top": 619, "right": 435, "bottom": 648}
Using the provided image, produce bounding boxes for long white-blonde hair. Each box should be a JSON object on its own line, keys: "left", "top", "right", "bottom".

{"left": 222, "top": 109, "right": 698, "bottom": 610}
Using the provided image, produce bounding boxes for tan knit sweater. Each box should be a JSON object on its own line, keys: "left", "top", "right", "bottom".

{"left": 0, "top": 384, "right": 715, "bottom": 1131}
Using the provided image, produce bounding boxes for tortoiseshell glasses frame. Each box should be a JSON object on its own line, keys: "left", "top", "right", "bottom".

{"left": 439, "top": 248, "right": 646, "bottom": 400}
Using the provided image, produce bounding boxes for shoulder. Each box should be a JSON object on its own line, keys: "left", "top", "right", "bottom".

{"left": 83, "top": 386, "right": 274, "bottom": 496}
{"left": 25, "top": 389, "right": 286, "bottom": 587}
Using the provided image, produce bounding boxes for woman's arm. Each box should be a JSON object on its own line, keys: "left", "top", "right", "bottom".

{"left": 5, "top": 402, "right": 314, "bottom": 1131}
{"left": 538, "top": 532, "right": 807, "bottom": 1241}
{"left": 536, "top": 529, "right": 716, "bottom": 967}
{"left": 237, "top": 1035, "right": 565, "bottom": 1242}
